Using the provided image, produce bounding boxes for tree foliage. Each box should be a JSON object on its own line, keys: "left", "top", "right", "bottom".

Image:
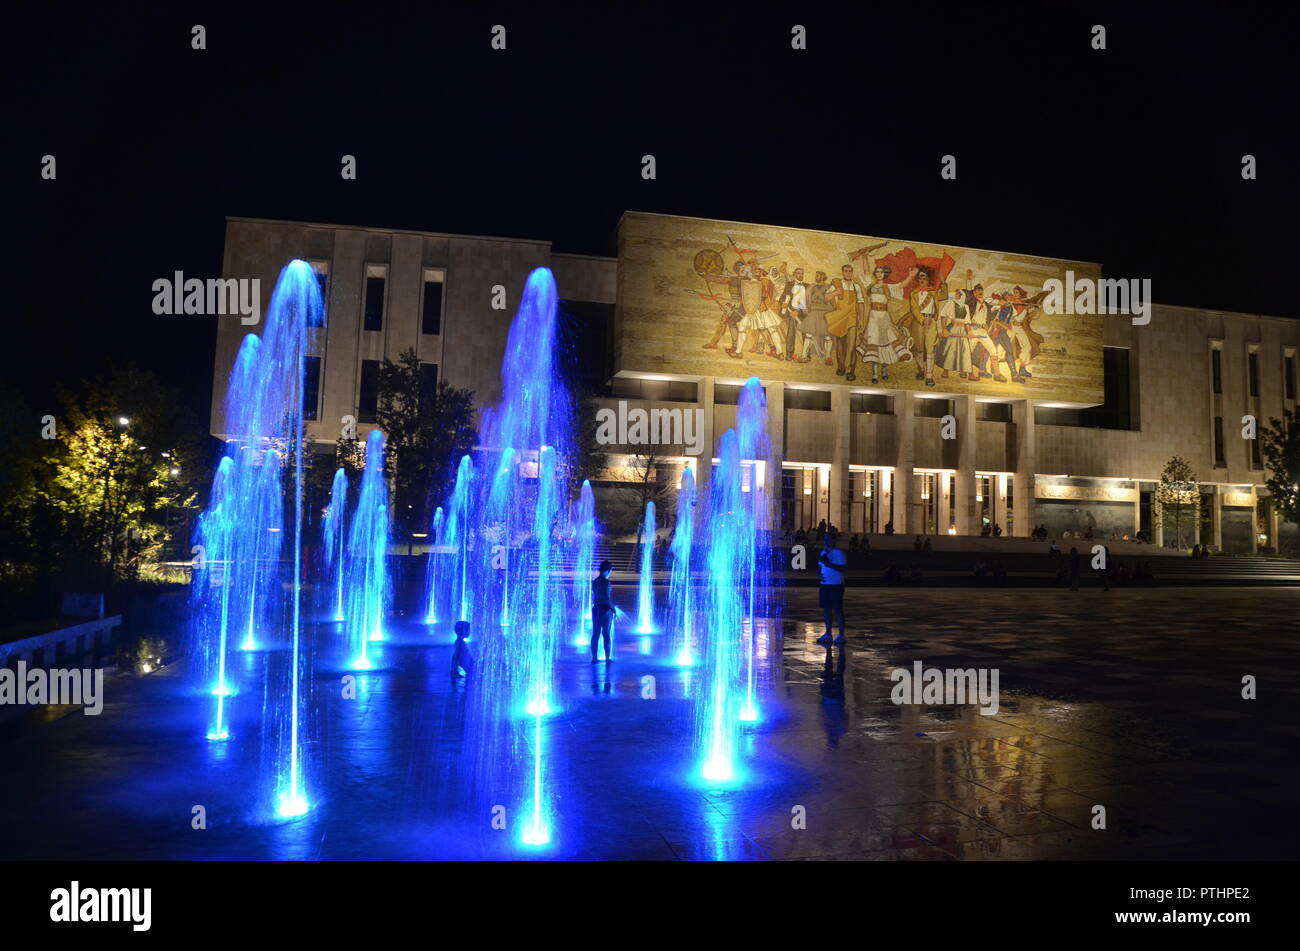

{"left": 1154, "top": 454, "right": 1199, "bottom": 549}
{"left": 375, "top": 348, "right": 478, "bottom": 538}
{"left": 1261, "top": 408, "right": 1300, "bottom": 530}
{"left": 1, "top": 366, "right": 206, "bottom": 587}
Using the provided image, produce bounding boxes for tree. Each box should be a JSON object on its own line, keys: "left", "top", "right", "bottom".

{"left": 1261, "top": 408, "right": 1300, "bottom": 551}
{"left": 12, "top": 367, "right": 204, "bottom": 585}
{"left": 1154, "top": 455, "right": 1199, "bottom": 549}
{"left": 611, "top": 451, "right": 676, "bottom": 542}
{"left": 376, "top": 348, "right": 478, "bottom": 540}
{"left": 561, "top": 394, "right": 608, "bottom": 502}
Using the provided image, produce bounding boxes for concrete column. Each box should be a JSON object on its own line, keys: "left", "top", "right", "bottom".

{"left": 993, "top": 474, "right": 1008, "bottom": 534}
{"left": 1250, "top": 486, "right": 1259, "bottom": 554}
{"left": 1012, "top": 398, "right": 1036, "bottom": 537}
{"left": 764, "top": 382, "right": 786, "bottom": 530}
{"left": 1153, "top": 503, "right": 1165, "bottom": 547}
{"left": 893, "top": 391, "right": 914, "bottom": 534}
{"left": 938, "top": 474, "right": 951, "bottom": 535}
{"left": 1268, "top": 497, "right": 1280, "bottom": 552}
{"left": 880, "top": 468, "right": 893, "bottom": 534}
{"left": 954, "top": 395, "right": 977, "bottom": 535}
{"left": 697, "top": 377, "right": 715, "bottom": 499}
{"left": 829, "top": 387, "right": 850, "bottom": 531}
{"left": 1211, "top": 488, "right": 1223, "bottom": 550}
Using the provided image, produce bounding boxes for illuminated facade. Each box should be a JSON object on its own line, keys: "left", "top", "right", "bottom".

{"left": 212, "top": 215, "right": 1300, "bottom": 554}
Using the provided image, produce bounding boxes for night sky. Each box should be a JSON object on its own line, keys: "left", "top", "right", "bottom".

{"left": 9, "top": 3, "right": 1297, "bottom": 420}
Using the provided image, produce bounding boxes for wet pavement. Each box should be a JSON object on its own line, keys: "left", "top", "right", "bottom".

{"left": 1, "top": 586, "right": 1295, "bottom": 860}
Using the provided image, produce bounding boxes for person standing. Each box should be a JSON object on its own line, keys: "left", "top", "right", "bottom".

{"left": 817, "top": 532, "right": 848, "bottom": 645}
{"left": 591, "top": 559, "right": 616, "bottom": 663}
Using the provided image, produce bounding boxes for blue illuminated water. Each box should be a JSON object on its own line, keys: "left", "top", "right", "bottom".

{"left": 324, "top": 468, "right": 347, "bottom": 622}
{"left": 342, "top": 429, "right": 389, "bottom": 669}
{"left": 569, "top": 480, "right": 596, "bottom": 645}
{"left": 190, "top": 258, "right": 321, "bottom": 819}
{"left": 669, "top": 467, "right": 697, "bottom": 667}
{"left": 636, "top": 501, "right": 656, "bottom": 632}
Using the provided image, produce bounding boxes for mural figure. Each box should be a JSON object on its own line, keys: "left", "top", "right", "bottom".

{"left": 825, "top": 264, "right": 865, "bottom": 380}
{"left": 804, "top": 271, "right": 835, "bottom": 365}
{"left": 935, "top": 287, "right": 973, "bottom": 380}
{"left": 903, "top": 267, "right": 946, "bottom": 387}
{"left": 854, "top": 264, "right": 909, "bottom": 385}
{"left": 778, "top": 266, "right": 814, "bottom": 363}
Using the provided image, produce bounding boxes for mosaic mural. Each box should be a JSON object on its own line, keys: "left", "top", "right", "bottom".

{"left": 616, "top": 212, "right": 1105, "bottom": 404}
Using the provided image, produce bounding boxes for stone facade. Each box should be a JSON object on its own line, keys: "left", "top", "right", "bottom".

{"left": 212, "top": 215, "right": 1300, "bottom": 553}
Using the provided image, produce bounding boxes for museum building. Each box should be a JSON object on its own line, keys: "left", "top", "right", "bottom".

{"left": 211, "top": 213, "right": 1300, "bottom": 554}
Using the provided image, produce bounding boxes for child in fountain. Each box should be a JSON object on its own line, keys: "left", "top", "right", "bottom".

{"left": 450, "top": 620, "right": 474, "bottom": 684}
{"left": 591, "top": 560, "right": 616, "bottom": 663}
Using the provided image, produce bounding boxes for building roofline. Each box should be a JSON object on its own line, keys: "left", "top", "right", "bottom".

{"left": 224, "top": 216, "right": 554, "bottom": 248}
{"left": 617, "top": 209, "right": 1104, "bottom": 271}
{"left": 1150, "top": 300, "right": 1300, "bottom": 324}
{"left": 552, "top": 250, "right": 618, "bottom": 263}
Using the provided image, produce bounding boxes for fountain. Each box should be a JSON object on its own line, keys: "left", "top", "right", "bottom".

{"left": 460, "top": 267, "right": 575, "bottom": 849}
{"left": 191, "top": 258, "right": 321, "bottom": 819}
{"left": 569, "top": 480, "right": 596, "bottom": 646}
{"left": 324, "top": 468, "right": 347, "bottom": 623}
{"left": 421, "top": 506, "right": 445, "bottom": 624}
{"left": 343, "top": 429, "right": 390, "bottom": 669}
{"left": 669, "top": 467, "right": 697, "bottom": 667}
{"left": 735, "top": 378, "right": 775, "bottom": 723}
{"left": 696, "top": 428, "right": 748, "bottom": 783}
{"left": 636, "top": 501, "right": 656, "bottom": 633}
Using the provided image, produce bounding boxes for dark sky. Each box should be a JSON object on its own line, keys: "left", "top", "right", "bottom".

{"left": 9, "top": 2, "right": 1297, "bottom": 420}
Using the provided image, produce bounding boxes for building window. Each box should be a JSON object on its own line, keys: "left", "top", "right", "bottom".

{"left": 422, "top": 268, "right": 444, "bottom": 336}
{"left": 309, "top": 262, "right": 329, "bottom": 327}
{"left": 419, "top": 362, "right": 439, "bottom": 406}
{"left": 1213, "top": 416, "right": 1225, "bottom": 466}
{"left": 364, "top": 266, "right": 386, "bottom": 332}
{"left": 914, "top": 397, "right": 953, "bottom": 419}
{"left": 358, "top": 359, "right": 380, "bottom": 423}
{"left": 303, "top": 356, "right": 321, "bottom": 420}
{"left": 977, "top": 401, "right": 1013, "bottom": 423}
{"left": 1250, "top": 433, "right": 1263, "bottom": 469}
{"left": 785, "top": 388, "right": 831, "bottom": 412}
{"left": 714, "top": 383, "right": 742, "bottom": 405}
{"left": 611, "top": 378, "right": 699, "bottom": 402}
{"left": 1033, "top": 347, "right": 1130, "bottom": 429}
{"left": 1286, "top": 353, "right": 1297, "bottom": 400}
{"left": 1211, "top": 347, "right": 1222, "bottom": 394}
{"left": 850, "top": 393, "right": 892, "bottom": 414}
{"left": 1247, "top": 349, "right": 1260, "bottom": 397}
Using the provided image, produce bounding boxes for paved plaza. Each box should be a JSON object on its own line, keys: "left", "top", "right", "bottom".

{"left": 0, "top": 586, "right": 1294, "bottom": 860}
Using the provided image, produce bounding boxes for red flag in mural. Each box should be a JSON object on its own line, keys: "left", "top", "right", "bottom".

{"left": 874, "top": 247, "right": 956, "bottom": 298}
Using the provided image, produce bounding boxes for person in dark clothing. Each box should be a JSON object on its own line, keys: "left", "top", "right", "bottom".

{"left": 816, "top": 532, "right": 847, "bottom": 645}
{"left": 451, "top": 620, "right": 474, "bottom": 683}
{"left": 591, "top": 559, "right": 615, "bottom": 663}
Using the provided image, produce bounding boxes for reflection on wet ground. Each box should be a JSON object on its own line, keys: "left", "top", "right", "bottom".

{"left": 0, "top": 587, "right": 1294, "bottom": 860}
